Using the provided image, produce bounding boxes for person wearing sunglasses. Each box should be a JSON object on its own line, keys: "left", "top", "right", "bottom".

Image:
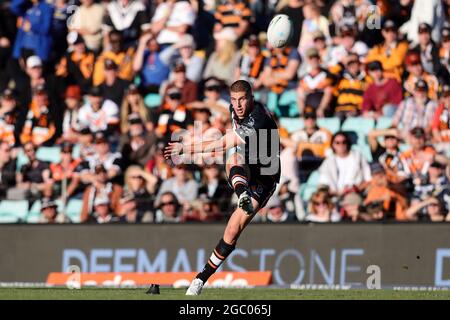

{"left": 318, "top": 131, "right": 371, "bottom": 197}
{"left": 189, "top": 77, "right": 229, "bottom": 120}
{"left": 305, "top": 188, "right": 340, "bottom": 223}
{"left": 154, "top": 191, "right": 182, "bottom": 223}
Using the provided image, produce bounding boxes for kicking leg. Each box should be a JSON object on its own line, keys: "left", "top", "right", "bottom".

{"left": 226, "top": 152, "right": 254, "bottom": 215}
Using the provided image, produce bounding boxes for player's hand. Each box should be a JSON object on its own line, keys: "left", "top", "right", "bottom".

{"left": 164, "top": 142, "right": 183, "bottom": 160}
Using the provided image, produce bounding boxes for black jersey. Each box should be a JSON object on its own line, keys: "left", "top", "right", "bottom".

{"left": 230, "top": 102, "right": 281, "bottom": 183}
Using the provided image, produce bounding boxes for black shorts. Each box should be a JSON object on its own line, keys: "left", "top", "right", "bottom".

{"left": 248, "top": 165, "right": 278, "bottom": 208}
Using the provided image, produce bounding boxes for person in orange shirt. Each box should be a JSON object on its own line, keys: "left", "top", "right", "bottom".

{"left": 403, "top": 51, "right": 439, "bottom": 101}
{"left": 365, "top": 19, "right": 409, "bottom": 82}
{"left": 432, "top": 85, "right": 450, "bottom": 150}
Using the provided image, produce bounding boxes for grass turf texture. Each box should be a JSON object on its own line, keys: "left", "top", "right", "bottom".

{"left": 1, "top": 288, "right": 450, "bottom": 300}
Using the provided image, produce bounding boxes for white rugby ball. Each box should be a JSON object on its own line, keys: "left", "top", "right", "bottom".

{"left": 267, "top": 14, "right": 293, "bottom": 48}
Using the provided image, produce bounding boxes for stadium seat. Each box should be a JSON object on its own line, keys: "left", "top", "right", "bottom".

{"left": 352, "top": 144, "right": 373, "bottom": 162}
{"left": 279, "top": 117, "right": 304, "bottom": 133}
{"left": 72, "top": 144, "right": 81, "bottom": 159}
{"left": 316, "top": 117, "right": 341, "bottom": 134}
{"left": 300, "top": 184, "right": 317, "bottom": 202}
{"left": 16, "top": 149, "right": 29, "bottom": 171}
{"left": 0, "top": 200, "right": 29, "bottom": 223}
{"left": 278, "top": 90, "right": 299, "bottom": 117}
{"left": 342, "top": 117, "right": 375, "bottom": 145}
{"left": 37, "top": 147, "right": 61, "bottom": 163}
{"left": 306, "top": 170, "right": 320, "bottom": 186}
{"left": 376, "top": 117, "right": 393, "bottom": 129}
{"left": 144, "top": 93, "right": 162, "bottom": 108}
{"left": 65, "top": 199, "right": 83, "bottom": 223}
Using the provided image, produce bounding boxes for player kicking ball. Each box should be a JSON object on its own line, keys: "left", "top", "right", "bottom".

{"left": 164, "top": 80, "right": 280, "bottom": 295}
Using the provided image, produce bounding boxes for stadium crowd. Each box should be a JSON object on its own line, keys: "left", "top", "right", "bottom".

{"left": 0, "top": 0, "right": 449, "bottom": 224}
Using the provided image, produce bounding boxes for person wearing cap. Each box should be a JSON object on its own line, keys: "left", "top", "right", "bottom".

{"left": 189, "top": 77, "right": 229, "bottom": 119}
{"left": 328, "top": 24, "right": 368, "bottom": 70}
{"left": 411, "top": 23, "right": 444, "bottom": 76}
{"left": 213, "top": 0, "right": 251, "bottom": 39}
{"left": 363, "top": 162, "right": 408, "bottom": 221}
{"left": 119, "top": 112, "right": 157, "bottom": 168}
{"left": 305, "top": 188, "right": 340, "bottom": 223}
{"left": 398, "top": 127, "right": 438, "bottom": 181}
{"left": 99, "top": 58, "right": 130, "bottom": 106}
{"left": 55, "top": 31, "right": 95, "bottom": 93}
{"left": 298, "top": 3, "right": 330, "bottom": 56}
{"left": 297, "top": 48, "right": 334, "bottom": 117}
{"left": 368, "top": 127, "right": 404, "bottom": 181}
{"left": 60, "top": 85, "right": 83, "bottom": 144}
{"left": 133, "top": 31, "right": 171, "bottom": 94}
{"left": 163, "top": 62, "right": 198, "bottom": 104}
{"left": 77, "top": 86, "right": 120, "bottom": 135}
{"left": 150, "top": 0, "right": 196, "bottom": 45}
{"left": 431, "top": 85, "right": 450, "bottom": 150}
{"left": 262, "top": 195, "right": 296, "bottom": 223}
{"left": 120, "top": 84, "right": 152, "bottom": 134}
{"left": 392, "top": 79, "right": 438, "bottom": 136}
{"left": 80, "top": 162, "right": 123, "bottom": 223}
{"left": 11, "top": 0, "right": 54, "bottom": 62}
{"left": 69, "top": 0, "right": 105, "bottom": 52}
{"left": 0, "top": 89, "right": 20, "bottom": 147}
{"left": 93, "top": 30, "right": 135, "bottom": 86}
{"left": 155, "top": 86, "right": 193, "bottom": 143}
{"left": 77, "top": 126, "right": 95, "bottom": 160}
{"left": 38, "top": 198, "right": 70, "bottom": 224}
{"left": 334, "top": 53, "right": 371, "bottom": 119}
{"left": 203, "top": 27, "right": 241, "bottom": 86}
{"left": 366, "top": 19, "right": 409, "bottom": 82}
{"left": 362, "top": 60, "right": 403, "bottom": 118}
{"left": 86, "top": 196, "right": 119, "bottom": 224}
{"left": 439, "top": 28, "right": 450, "bottom": 74}
{"left": 159, "top": 34, "right": 205, "bottom": 83}
{"left": 20, "top": 85, "right": 57, "bottom": 147}
{"left": 49, "top": 142, "right": 82, "bottom": 199}
{"left": 403, "top": 50, "right": 439, "bottom": 100}
{"left": 235, "top": 35, "right": 265, "bottom": 89}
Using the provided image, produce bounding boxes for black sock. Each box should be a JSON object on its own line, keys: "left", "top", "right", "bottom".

{"left": 228, "top": 166, "right": 249, "bottom": 197}
{"left": 196, "top": 238, "right": 235, "bottom": 283}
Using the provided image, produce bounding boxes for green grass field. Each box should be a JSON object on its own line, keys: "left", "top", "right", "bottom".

{"left": 1, "top": 288, "right": 450, "bottom": 300}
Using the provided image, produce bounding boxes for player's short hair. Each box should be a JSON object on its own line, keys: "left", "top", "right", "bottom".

{"left": 230, "top": 80, "right": 252, "bottom": 96}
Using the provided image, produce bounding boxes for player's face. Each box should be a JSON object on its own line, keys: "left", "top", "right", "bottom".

{"left": 230, "top": 91, "right": 252, "bottom": 119}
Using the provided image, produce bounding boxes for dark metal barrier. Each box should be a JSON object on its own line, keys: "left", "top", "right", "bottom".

{"left": 1, "top": 223, "right": 450, "bottom": 287}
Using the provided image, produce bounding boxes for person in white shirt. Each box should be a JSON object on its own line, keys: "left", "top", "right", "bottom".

{"left": 318, "top": 131, "right": 371, "bottom": 196}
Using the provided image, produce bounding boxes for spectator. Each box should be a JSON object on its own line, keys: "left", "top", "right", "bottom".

{"left": 198, "top": 164, "right": 232, "bottom": 212}
{"left": 0, "top": 88, "right": 20, "bottom": 147}
{"left": 60, "top": 85, "right": 83, "bottom": 144}
{"left": 329, "top": 0, "right": 371, "bottom": 36}
{"left": 412, "top": 23, "right": 446, "bottom": 77}
{"left": 235, "top": 35, "right": 265, "bottom": 89}
{"left": 76, "top": 127, "right": 95, "bottom": 161}
{"left": 334, "top": 54, "right": 371, "bottom": 119}
{"left": 154, "top": 191, "right": 183, "bottom": 223}
{"left": 150, "top": 0, "right": 196, "bottom": 46}
{"left": 440, "top": 28, "right": 450, "bottom": 75}
{"left": 160, "top": 34, "right": 205, "bottom": 83}
{"left": 412, "top": 161, "right": 448, "bottom": 204}
{"left": 277, "top": 0, "right": 304, "bottom": 48}
{"left": 69, "top": 0, "right": 105, "bottom": 53}
{"left": 213, "top": 0, "right": 251, "bottom": 40}
{"left": 117, "top": 191, "right": 153, "bottom": 223}
{"left": 56, "top": 32, "right": 95, "bottom": 93}
{"left": 11, "top": 0, "right": 54, "bottom": 62}
{"left": 298, "top": 3, "right": 330, "bottom": 56}
{"left": 328, "top": 24, "right": 368, "bottom": 69}
{"left": 263, "top": 196, "right": 297, "bottom": 223}
{"left": 310, "top": 30, "right": 332, "bottom": 69}
{"left": 99, "top": 58, "right": 130, "bottom": 106}
{"left": 80, "top": 163, "right": 122, "bottom": 222}
{"left": 49, "top": 142, "right": 82, "bottom": 200}
{"left": 86, "top": 196, "right": 120, "bottom": 224}
{"left": 188, "top": 77, "right": 229, "bottom": 120}
{"left": 0, "top": 141, "right": 16, "bottom": 198}
{"left": 154, "top": 86, "right": 193, "bottom": 143}
{"left": 132, "top": 32, "right": 171, "bottom": 95}
{"left": 123, "top": 165, "right": 157, "bottom": 215}
{"left": 392, "top": 80, "right": 438, "bottom": 136}
{"left": 203, "top": 28, "right": 241, "bottom": 86}
{"left": 318, "top": 131, "right": 371, "bottom": 196}
{"left": 156, "top": 164, "right": 198, "bottom": 205}
{"left": 296, "top": 48, "right": 333, "bottom": 117}
{"left": 120, "top": 84, "right": 152, "bottom": 133}
{"left": 406, "top": 196, "right": 448, "bottom": 222}
{"left": 102, "top": 0, "right": 150, "bottom": 48}
{"left": 362, "top": 60, "right": 403, "bottom": 118}
{"left": 368, "top": 127, "right": 404, "bottom": 182}
{"left": 77, "top": 86, "right": 120, "bottom": 136}
{"left": 432, "top": 85, "right": 450, "bottom": 152}
{"left": 163, "top": 62, "right": 198, "bottom": 105}
{"left": 13, "top": 142, "right": 51, "bottom": 200}
{"left": 305, "top": 187, "right": 340, "bottom": 223}
{"left": 403, "top": 50, "right": 439, "bottom": 101}
{"left": 366, "top": 19, "right": 409, "bottom": 82}
{"left": 363, "top": 162, "right": 408, "bottom": 221}
{"left": 277, "top": 176, "right": 305, "bottom": 221}
{"left": 38, "top": 198, "right": 70, "bottom": 223}
{"left": 119, "top": 113, "right": 157, "bottom": 168}
{"left": 93, "top": 30, "right": 135, "bottom": 86}
{"left": 19, "top": 85, "right": 57, "bottom": 147}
